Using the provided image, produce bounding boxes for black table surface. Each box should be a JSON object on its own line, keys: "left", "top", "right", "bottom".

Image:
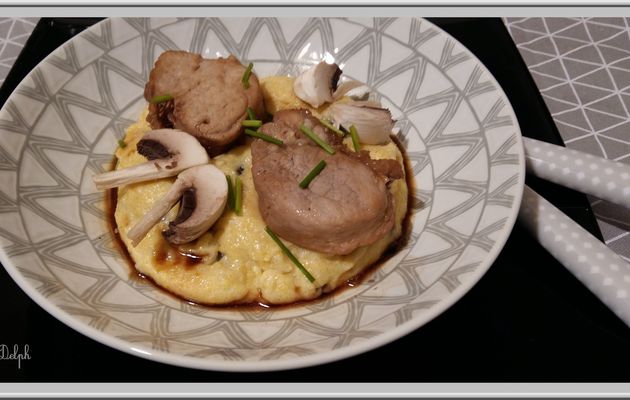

{"left": 1, "top": 17, "right": 629, "bottom": 382}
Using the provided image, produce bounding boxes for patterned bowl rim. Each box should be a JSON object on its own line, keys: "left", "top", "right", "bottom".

{"left": 0, "top": 17, "right": 525, "bottom": 372}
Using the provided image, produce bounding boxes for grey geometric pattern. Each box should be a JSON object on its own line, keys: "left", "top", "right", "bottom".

{"left": 505, "top": 17, "right": 630, "bottom": 263}
{"left": 0, "top": 18, "right": 38, "bottom": 85}
{"left": 0, "top": 18, "right": 524, "bottom": 371}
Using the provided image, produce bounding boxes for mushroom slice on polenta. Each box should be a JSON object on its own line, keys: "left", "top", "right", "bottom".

{"left": 93, "top": 129, "right": 208, "bottom": 190}
{"left": 127, "top": 164, "right": 228, "bottom": 246}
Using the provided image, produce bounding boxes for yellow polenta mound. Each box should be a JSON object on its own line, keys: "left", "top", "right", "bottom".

{"left": 114, "top": 76, "right": 408, "bottom": 305}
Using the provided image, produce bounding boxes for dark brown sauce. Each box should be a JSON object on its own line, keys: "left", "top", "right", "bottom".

{"left": 154, "top": 243, "right": 204, "bottom": 268}
{"left": 106, "top": 134, "right": 415, "bottom": 311}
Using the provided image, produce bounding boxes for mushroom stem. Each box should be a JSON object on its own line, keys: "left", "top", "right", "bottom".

{"left": 127, "top": 179, "right": 185, "bottom": 246}
{"left": 94, "top": 161, "right": 176, "bottom": 190}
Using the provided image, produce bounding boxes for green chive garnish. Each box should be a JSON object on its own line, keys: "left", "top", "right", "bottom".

{"left": 242, "top": 120, "right": 263, "bottom": 128}
{"left": 246, "top": 106, "right": 257, "bottom": 120}
{"left": 117, "top": 139, "right": 126, "bottom": 149}
{"left": 318, "top": 118, "right": 345, "bottom": 137}
{"left": 265, "top": 226, "right": 315, "bottom": 283}
{"left": 299, "top": 124, "right": 336, "bottom": 155}
{"left": 349, "top": 125, "right": 360, "bottom": 152}
{"left": 149, "top": 94, "right": 173, "bottom": 104}
{"left": 226, "top": 175, "right": 235, "bottom": 210}
{"left": 244, "top": 128, "right": 283, "bottom": 146}
{"left": 234, "top": 176, "right": 243, "bottom": 216}
{"left": 242, "top": 62, "right": 254, "bottom": 89}
{"left": 299, "top": 160, "right": 327, "bottom": 189}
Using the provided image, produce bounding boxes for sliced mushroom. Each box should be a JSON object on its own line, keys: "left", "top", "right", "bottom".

{"left": 93, "top": 129, "right": 209, "bottom": 190}
{"left": 328, "top": 102, "right": 395, "bottom": 145}
{"left": 333, "top": 79, "right": 371, "bottom": 101}
{"left": 126, "top": 164, "right": 228, "bottom": 246}
{"left": 293, "top": 61, "right": 342, "bottom": 108}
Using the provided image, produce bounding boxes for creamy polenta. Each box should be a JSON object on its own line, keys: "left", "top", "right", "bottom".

{"left": 114, "top": 76, "right": 408, "bottom": 305}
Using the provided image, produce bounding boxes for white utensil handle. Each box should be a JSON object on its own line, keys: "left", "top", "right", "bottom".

{"left": 523, "top": 137, "right": 630, "bottom": 207}
{"left": 519, "top": 185, "right": 630, "bottom": 327}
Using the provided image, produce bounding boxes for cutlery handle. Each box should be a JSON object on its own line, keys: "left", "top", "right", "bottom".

{"left": 523, "top": 137, "right": 630, "bottom": 207}
{"left": 519, "top": 185, "right": 630, "bottom": 327}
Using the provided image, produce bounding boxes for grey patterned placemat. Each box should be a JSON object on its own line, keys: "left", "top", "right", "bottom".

{"left": 505, "top": 17, "right": 630, "bottom": 262}
{"left": 0, "top": 18, "right": 38, "bottom": 85}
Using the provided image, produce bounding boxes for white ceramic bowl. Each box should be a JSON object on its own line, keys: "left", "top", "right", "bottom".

{"left": 0, "top": 17, "right": 524, "bottom": 371}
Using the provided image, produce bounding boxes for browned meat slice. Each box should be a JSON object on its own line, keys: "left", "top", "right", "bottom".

{"left": 259, "top": 109, "right": 401, "bottom": 179}
{"left": 251, "top": 109, "right": 403, "bottom": 255}
{"left": 147, "top": 99, "right": 175, "bottom": 129}
{"left": 144, "top": 51, "right": 265, "bottom": 155}
{"left": 259, "top": 109, "right": 343, "bottom": 146}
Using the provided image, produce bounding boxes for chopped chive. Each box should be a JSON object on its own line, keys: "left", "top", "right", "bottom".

{"left": 149, "top": 94, "right": 173, "bottom": 104}
{"left": 265, "top": 226, "right": 315, "bottom": 283}
{"left": 244, "top": 128, "right": 284, "bottom": 146}
{"left": 242, "top": 119, "right": 263, "bottom": 128}
{"left": 226, "top": 175, "right": 235, "bottom": 210}
{"left": 242, "top": 62, "right": 254, "bottom": 89}
{"left": 234, "top": 176, "right": 243, "bottom": 216}
{"left": 299, "top": 160, "right": 327, "bottom": 189}
{"left": 349, "top": 125, "right": 361, "bottom": 152}
{"left": 117, "top": 139, "right": 127, "bottom": 149}
{"left": 318, "top": 118, "right": 345, "bottom": 137}
{"left": 299, "top": 124, "right": 336, "bottom": 155}
{"left": 246, "top": 106, "right": 257, "bottom": 120}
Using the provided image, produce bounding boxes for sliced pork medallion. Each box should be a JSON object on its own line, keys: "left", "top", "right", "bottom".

{"left": 251, "top": 109, "right": 402, "bottom": 255}
{"left": 260, "top": 109, "right": 343, "bottom": 146}
{"left": 144, "top": 51, "right": 265, "bottom": 155}
{"left": 262, "top": 109, "right": 402, "bottom": 180}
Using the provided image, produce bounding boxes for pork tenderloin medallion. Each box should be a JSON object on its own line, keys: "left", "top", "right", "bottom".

{"left": 144, "top": 51, "right": 265, "bottom": 155}
{"left": 251, "top": 109, "right": 403, "bottom": 256}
